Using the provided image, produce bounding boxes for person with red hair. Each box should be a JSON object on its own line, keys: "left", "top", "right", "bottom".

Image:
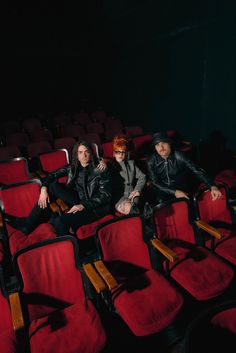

{"left": 101, "top": 134, "right": 146, "bottom": 215}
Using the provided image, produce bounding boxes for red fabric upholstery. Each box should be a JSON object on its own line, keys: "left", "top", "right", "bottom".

{"left": 153, "top": 199, "right": 234, "bottom": 300}
{"left": 196, "top": 186, "right": 236, "bottom": 265}
{"left": 98, "top": 217, "right": 152, "bottom": 269}
{"left": 15, "top": 237, "right": 106, "bottom": 353}
{"left": 0, "top": 289, "right": 16, "bottom": 353}
{"left": 39, "top": 149, "right": 69, "bottom": 183}
{"left": 215, "top": 169, "right": 236, "bottom": 189}
{"left": 101, "top": 141, "right": 113, "bottom": 158}
{"left": 29, "top": 300, "right": 106, "bottom": 353}
{"left": 39, "top": 149, "right": 69, "bottom": 173}
{"left": 0, "top": 180, "right": 57, "bottom": 254}
{"left": 0, "top": 158, "right": 31, "bottom": 185}
{"left": 211, "top": 307, "right": 236, "bottom": 334}
{"left": 132, "top": 134, "right": 152, "bottom": 159}
{"left": 0, "top": 181, "right": 41, "bottom": 218}
{"left": 112, "top": 269, "right": 183, "bottom": 336}
{"left": 154, "top": 201, "right": 197, "bottom": 244}
{"left": 9, "top": 223, "right": 56, "bottom": 255}
{"left": 76, "top": 214, "right": 114, "bottom": 239}
{"left": 96, "top": 216, "right": 184, "bottom": 336}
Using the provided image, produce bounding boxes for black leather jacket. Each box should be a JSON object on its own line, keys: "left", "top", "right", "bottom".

{"left": 147, "top": 150, "right": 214, "bottom": 196}
{"left": 42, "top": 163, "right": 112, "bottom": 214}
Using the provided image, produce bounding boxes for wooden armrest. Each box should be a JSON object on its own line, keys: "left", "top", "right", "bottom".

{"left": 9, "top": 292, "right": 24, "bottom": 331}
{"left": 195, "top": 220, "right": 222, "bottom": 239}
{"left": 56, "top": 198, "right": 69, "bottom": 212}
{"left": 181, "top": 140, "right": 191, "bottom": 145}
{"left": 151, "top": 238, "right": 178, "bottom": 262}
{"left": 0, "top": 213, "right": 3, "bottom": 228}
{"left": 49, "top": 202, "right": 61, "bottom": 213}
{"left": 93, "top": 260, "right": 118, "bottom": 290}
{"left": 82, "top": 263, "right": 107, "bottom": 293}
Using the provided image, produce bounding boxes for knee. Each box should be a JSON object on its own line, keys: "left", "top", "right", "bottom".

{"left": 51, "top": 215, "right": 67, "bottom": 236}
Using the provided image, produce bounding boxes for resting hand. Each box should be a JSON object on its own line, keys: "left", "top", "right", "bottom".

{"left": 210, "top": 186, "right": 222, "bottom": 201}
{"left": 67, "top": 204, "right": 85, "bottom": 214}
{"left": 38, "top": 187, "right": 49, "bottom": 209}
{"left": 128, "top": 190, "right": 140, "bottom": 203}
{"left": 97, "top": 158, "right": 107, "bottom": 171}
{"left": 175, "top": 189, "right": 189, "bottom": 199}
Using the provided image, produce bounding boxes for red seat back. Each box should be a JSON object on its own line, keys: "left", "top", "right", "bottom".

{"left": 132, "top": 134, "right": 152, "bottom": 159}
{"left": 13, "top": 237, "right": 85, "bottom": 321}
{"left": 0, "top": 179, "right": 42, "bottom": 219}
{"left": 195, "top": 185, "right": 232, "bottom": 224}
{"left": 96, "top": 216, "right": 152, "bottom": 270}
{"left": 0, "top": 158, "right": 31, "bottom": 185}
{"left": 39, "top": 149, "right": 69, "bottom": 183}
{"left": 153, "top": 199, "right": 196, "bottom": 244}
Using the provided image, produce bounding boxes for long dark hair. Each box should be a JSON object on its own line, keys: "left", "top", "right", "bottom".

{"left": 71, "top": 140, "right": 98, "bottom": 170}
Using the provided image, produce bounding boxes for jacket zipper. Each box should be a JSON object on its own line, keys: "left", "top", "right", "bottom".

{"left": 165, "top": 160, "right": 170, "bottom": 185}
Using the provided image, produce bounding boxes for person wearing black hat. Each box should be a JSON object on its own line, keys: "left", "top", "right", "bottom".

{"left": 147, "top": 131, "right": 222, "bottom": 203}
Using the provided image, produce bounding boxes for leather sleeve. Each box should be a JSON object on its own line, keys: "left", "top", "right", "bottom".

{"left": 178, "top": 152, "right": 214, "bottom": 188}
{"left": 42, "top": 165, "right": 70, "bottom": 188}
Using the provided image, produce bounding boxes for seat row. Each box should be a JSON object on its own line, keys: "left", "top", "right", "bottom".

{"left": 0, "top": 196, "right": 235, "bottom": 352}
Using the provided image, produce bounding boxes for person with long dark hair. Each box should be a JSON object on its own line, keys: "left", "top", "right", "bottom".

{"left": 6, "top": 141, "right": 112, "bottom": 236}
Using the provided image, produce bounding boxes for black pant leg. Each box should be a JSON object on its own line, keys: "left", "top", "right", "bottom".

{"left": 48, "top": 182, "right": 80, "bottom": 206}
{"left": 52, "top": 209, "right": 98, "bottom": 236}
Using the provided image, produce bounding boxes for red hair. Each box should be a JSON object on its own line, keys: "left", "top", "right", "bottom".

{"left": 112, "top": 134, "right": 130, "bottom": 151}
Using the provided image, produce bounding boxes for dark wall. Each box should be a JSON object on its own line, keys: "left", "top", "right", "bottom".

{"left": 5, "top": 1, "right": 236, "bottom": 151}
{"left": 6, "top": 2, "right": 113, "bottom": 115}
{"left": 103, "top": 0, "right": 236, "bottom": 151}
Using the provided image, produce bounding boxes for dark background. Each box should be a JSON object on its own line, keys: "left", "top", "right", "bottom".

{"left": 5, "top": 0, "right": 236, "bottom": 150}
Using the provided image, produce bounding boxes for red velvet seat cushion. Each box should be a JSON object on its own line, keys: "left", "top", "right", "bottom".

{"left": 76, "top": 214, "right": 114, "bottom": 239}
{"left": 9, "top": 223, "right": 57, "bottom": 254}
{"left": 29, "top": 300, "right": 106, "bottom": 353}
{"left": 112, "top": 269, "right": 183, "bottom": 336}
{"left": 154, "top": 200, "right": 234, "bottom": 300}
{"left": 211, "top": 307, "right": 236, "bottom": 334}
{"left": 167, "top": 246, "right": 234, "bottom": 300}
{"left": 205, "top": 232, "right": 236, "bottom": 266}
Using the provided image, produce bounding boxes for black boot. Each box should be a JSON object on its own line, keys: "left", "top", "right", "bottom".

{"left": 4, "top": 214, "right": 31, "bottom": 234}
{"left": 143, "top": 202, "right": 153, "bottom": 220}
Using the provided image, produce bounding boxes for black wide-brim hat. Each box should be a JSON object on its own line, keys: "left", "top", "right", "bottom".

{"left": 152, "top": 132, "right": 171, "bottom": 146}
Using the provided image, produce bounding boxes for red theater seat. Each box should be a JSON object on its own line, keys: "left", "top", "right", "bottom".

{"left": 0, "top": 157, "right": 32, "bottom": 185}
{"left": 91, "top": 215, "right": 184, "bottom": 336}
{"left": 76, "top": 214, "right": 114, "bottom": 239}
{"left": 11, "top": 236, "right": 107, "bottom": 353}
{"left": 152, "top": 198, "right": 234, "bottom": 300}
{"left": 194, "top": 184, "right": 236, "bottom": 266}
{"left": 0, "top": 179, "right": 57, "bottom": 255}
